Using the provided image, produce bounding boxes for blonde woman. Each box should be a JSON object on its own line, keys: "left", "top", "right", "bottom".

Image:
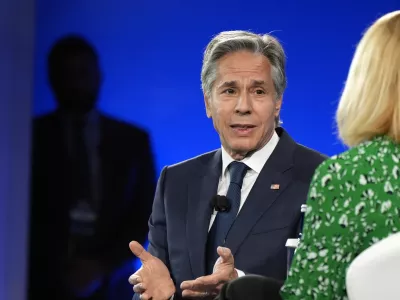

{"left": 281, "top": 10, "right": 400, "bottom": 299}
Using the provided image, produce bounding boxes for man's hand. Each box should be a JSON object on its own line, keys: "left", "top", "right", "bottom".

{"left": 180, "top": 247, "right": 237, "bottom": 299}
{"left": 128, "top": 241, "right": 176, "bottom": 300}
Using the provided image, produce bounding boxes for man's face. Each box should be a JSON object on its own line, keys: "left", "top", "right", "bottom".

{"left": 204, "top": 51, "right": 282, "bottom": 159}
{"left": 51, "top": 53, "right": 101, "bottom": 114}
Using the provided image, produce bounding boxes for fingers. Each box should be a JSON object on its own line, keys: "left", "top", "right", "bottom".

{"left": 133, "top": 283, "right": 147, "bottom": 294}
{"left": 129, "top": 276, "right": 149, "bottom": 299}
{"left": 216, "top": 247, "right": 234, "bottom": 264}
{"left": 128, "top": 274, "right": 142, "bottom": 285}
{"left": 182, "top": 289, "right": 216, "bottom": 298}
{"left": 180, "top": 279, "right": 195, "bottom": 291}
{"left": 195, "top": 276, "right": 220, "bottom": 288}
{"left": 181, "top": 276, "right": 219, "bottom": 291}
{"left": 181, "top": 276, "right": 221, "bottom": 299}
{"left": 139, "top": 292, "right": 151, "bottom": 300}
{"left": 130, "top": 280, "right": 149, "bottom": 300}
{"left": 129, "top": 241, "right": 153, "bottom": 262}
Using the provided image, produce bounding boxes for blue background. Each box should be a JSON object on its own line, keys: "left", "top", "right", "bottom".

{"left": 33, "top": 0, "right": 399, "bottom": 294}
{"left": 34, "top": 0, "right": 399, "bottom": 173}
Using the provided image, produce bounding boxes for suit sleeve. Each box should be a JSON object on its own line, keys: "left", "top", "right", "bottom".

{"left": 147, "top": 166, "right": 171, "bottom": 267}
{"left": 280, "top": 160, "right": 357, "bottom": 299}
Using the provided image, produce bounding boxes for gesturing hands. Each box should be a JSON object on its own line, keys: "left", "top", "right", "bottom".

{"left": 180, "top": 247, "right": 237, "bottom": 299}
{"left": 128, "top": 241, "right": 176, "bottom": 300}
{"left": 128, "top": 243, "right": 237, "bottom": 300}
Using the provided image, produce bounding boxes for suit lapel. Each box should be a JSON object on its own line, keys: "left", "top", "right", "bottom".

{"left": 186, "top": 150, "right": 221, "bottom": 279}
{"left": 225, "top": 128, "right": 297, "bottom": 256}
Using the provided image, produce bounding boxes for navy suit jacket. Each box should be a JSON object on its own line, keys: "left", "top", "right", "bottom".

{"left": 135, "top": 128, "right": 327, "bottom": 299}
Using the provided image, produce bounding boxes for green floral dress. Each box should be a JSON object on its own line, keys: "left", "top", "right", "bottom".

{"left": 281, "top": 136, "right": 400, "bottom": 299}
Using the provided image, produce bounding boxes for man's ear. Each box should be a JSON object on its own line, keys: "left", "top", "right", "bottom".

{"left": 204, "top": 95, "right": 212, "bottom": 118}
{"left": 274, "top": 97, "right": 282, "bottom": 117}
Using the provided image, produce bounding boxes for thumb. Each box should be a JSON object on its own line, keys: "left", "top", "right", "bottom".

{"left": 217, "top": 246, "right": 234, "bottom": 264}
{"left": 129, "top": 241, "right": 153, "bottom": 263}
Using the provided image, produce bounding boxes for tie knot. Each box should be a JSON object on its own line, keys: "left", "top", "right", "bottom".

{"left": 228, "top": 161, "right": 248, "bottom": 188}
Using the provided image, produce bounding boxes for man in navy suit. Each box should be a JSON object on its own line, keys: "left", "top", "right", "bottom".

{"left": 129, "top": 30, "right": 327, "bottom": 300}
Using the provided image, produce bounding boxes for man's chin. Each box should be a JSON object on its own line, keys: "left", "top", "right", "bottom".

{"left": 227, "top": 146, "right": 254, "bottom": 160}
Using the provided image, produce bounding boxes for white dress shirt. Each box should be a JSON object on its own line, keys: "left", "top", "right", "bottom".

{"left": 208, "top": 131, "right": 280, "bottom": 276}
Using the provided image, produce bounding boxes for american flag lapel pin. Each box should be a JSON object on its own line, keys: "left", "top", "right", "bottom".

{"left": 270, "top": 184, "right": 280, "bottom": 190}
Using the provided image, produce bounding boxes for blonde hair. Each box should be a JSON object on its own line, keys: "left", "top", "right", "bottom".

{"left": 336, "top": 11, "right": 400, "bottom": 147}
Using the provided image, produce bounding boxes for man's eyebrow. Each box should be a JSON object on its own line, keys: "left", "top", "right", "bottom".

{"left": 217, "top": 81, "right": 237, "bottom": 89}
{"left": 251, "top": 80, "right": 266, "bottom": 86}
{"left": 217, "top": 80, "right": 268, "bottom": 89}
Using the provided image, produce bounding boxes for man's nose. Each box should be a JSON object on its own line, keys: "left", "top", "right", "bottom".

{"left": 235, "top": 92, "right": 252, "bottom": 115}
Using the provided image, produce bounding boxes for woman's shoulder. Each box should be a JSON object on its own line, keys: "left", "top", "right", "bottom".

{"left": 317, "top": 136, "right": 398, "bottom": 173}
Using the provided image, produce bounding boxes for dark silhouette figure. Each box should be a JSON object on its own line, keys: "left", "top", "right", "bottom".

{"left": 28, "top": 35, "right": 156, "bottom": 300}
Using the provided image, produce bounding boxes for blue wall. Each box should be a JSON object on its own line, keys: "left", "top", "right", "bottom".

{"left": 35, "top": 0, "right": 399, "bottom": 173}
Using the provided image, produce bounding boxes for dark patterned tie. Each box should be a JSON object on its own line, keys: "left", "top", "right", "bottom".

{"left": 206, "top": 161, "right": 248, "bottom": 274}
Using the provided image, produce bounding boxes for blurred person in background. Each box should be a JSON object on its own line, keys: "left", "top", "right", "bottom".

{"left": 216, "top": 10, "right": 400, "bottom": 300}
{"left": 28, "top": 35, "right": 156, "bottom": 300}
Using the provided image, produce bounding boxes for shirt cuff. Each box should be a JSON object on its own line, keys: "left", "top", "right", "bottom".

{"left": 236, "top": 268, "right": 245, "bottom": 277}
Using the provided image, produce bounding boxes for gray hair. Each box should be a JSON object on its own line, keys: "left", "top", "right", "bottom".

{"left": 201, "top": 30, "right": 287, "bottom": 126}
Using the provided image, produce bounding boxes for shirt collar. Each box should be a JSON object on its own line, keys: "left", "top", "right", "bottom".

{"left": 221, "top": 130, "right": 280, "bottom": 176}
